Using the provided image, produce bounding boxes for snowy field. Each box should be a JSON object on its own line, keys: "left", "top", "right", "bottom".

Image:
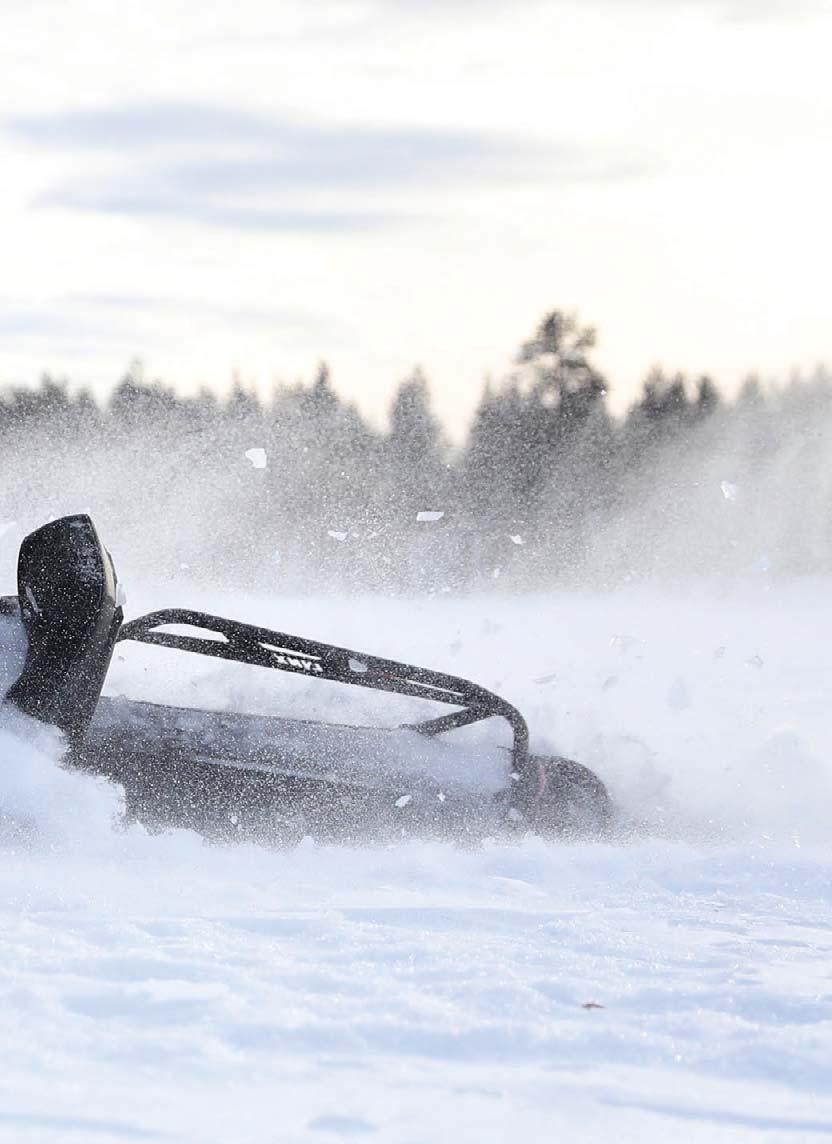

{"left": 2, "top": 584, "right": 832, "bottom": 1143}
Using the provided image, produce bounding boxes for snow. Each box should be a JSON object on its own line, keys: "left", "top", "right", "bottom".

{"left": 416, "top": 511, "right": 444, "bottom": 523}
{"left": 244, "top": 448, "right": 268, "bottom": 470}
{"left": 1, "top": 585, "right": 832, "bottom": 1142}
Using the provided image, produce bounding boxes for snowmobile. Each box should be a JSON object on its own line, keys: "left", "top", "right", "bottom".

{"left": 0, "top": 515, "right": 611, "bottom": 843}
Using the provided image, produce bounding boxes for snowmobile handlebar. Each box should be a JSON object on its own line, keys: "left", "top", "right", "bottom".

{"left": 118, "top": 608, "right": 532, "bottom": 781}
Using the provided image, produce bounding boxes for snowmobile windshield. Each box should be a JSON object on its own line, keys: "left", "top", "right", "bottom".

{"left": 0, "top": 597, "right": 28, "bottom": 699}
{"left": 6, "top": 516, "right": 122, "bottom": 740}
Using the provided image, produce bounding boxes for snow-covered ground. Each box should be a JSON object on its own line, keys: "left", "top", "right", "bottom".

{"left": 2, "top": 585, "right": 831, "bottom": 1143}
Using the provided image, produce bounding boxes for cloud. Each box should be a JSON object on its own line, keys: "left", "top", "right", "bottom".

{"left": 0, "top": 311, "right": 95, "bottom": 339}
{"left": 8, "top": 102, "right": 542, "bottom": 186}
{"left": 0, "top": 293, "right": 329, "bottom": 353}
{"left": 7, "top": 103, "right": 335, "bottom": 153}
{"left": 0, "top": 304, "right": 130, "bottom": 358}
{"left": 5, "top": 101, "right": 640, "bottom": 233}
{"left": 72, "top": 293, "right": 333, "bottom": 331}
{"left": 715, "top": 0, "right": 829, "bottom": 22}
{"left": 371, "top": 0, "right": 826, "bottom": 15}
{"left": 381, "top": 0, "right": 830, "bottom": 19}
{"left": 632, "top": 0, "right": 828, "bottom": 20}
{"left": 35, "top": 186, "right": 397, "bottom": 234}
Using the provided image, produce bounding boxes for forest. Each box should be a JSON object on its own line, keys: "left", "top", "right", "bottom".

{"left": 1, "top": 311, "right": 829, "bottom": 592}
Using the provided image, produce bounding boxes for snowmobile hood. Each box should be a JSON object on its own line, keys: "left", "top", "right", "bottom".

{"left": 5, "top": 515, "right": 122, "bottom": 742}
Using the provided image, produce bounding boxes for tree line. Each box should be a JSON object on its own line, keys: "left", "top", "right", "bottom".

{"left": 1, "top": 310, "right": 830, "bottom": 591}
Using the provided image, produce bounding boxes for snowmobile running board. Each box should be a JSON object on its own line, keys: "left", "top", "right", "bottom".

{"left": 1, "top": 515, "right": 611, "bottom": 842}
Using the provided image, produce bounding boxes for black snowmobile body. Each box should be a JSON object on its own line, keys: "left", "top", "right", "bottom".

{"left": 1, "top": 516, "right": 610, "bottom": 843}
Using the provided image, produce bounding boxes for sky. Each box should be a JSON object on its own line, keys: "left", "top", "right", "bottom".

{"left": 1, "top": 0, "right": 831, "bottom": 434}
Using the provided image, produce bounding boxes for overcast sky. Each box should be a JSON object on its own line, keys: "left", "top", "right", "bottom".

{"left": 1, "top": 0, "right": 831, "bottom": 432}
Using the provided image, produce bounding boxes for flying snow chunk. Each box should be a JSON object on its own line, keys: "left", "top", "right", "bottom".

{"left": 327, "top": 530, "right": 348, "bottom": 542}
{"left": 348, "top": 657, "right": 368, "bottom": 674}
{"left": 508, "top": 534, "right": 525, "bottom": 546}
{"left": 245, "top": 448, "right": 268, "bottom": 470}
{"left": 720, "top": 480, "right": 739, "bottom": 502}
{"left": 395, "top": 795, "right": 412, "bottom": 809}
{"left": 416, "top": 511, "right": 444, "bottom": 523}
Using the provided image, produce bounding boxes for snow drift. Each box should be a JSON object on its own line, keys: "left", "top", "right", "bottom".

{"left": 0, "top": 545, "right": 830, "bottom": 1141}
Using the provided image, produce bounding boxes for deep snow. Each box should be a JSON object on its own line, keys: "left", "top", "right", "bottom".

{"left": 1, "top": 585, "right": 831, "bottom": 1142}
